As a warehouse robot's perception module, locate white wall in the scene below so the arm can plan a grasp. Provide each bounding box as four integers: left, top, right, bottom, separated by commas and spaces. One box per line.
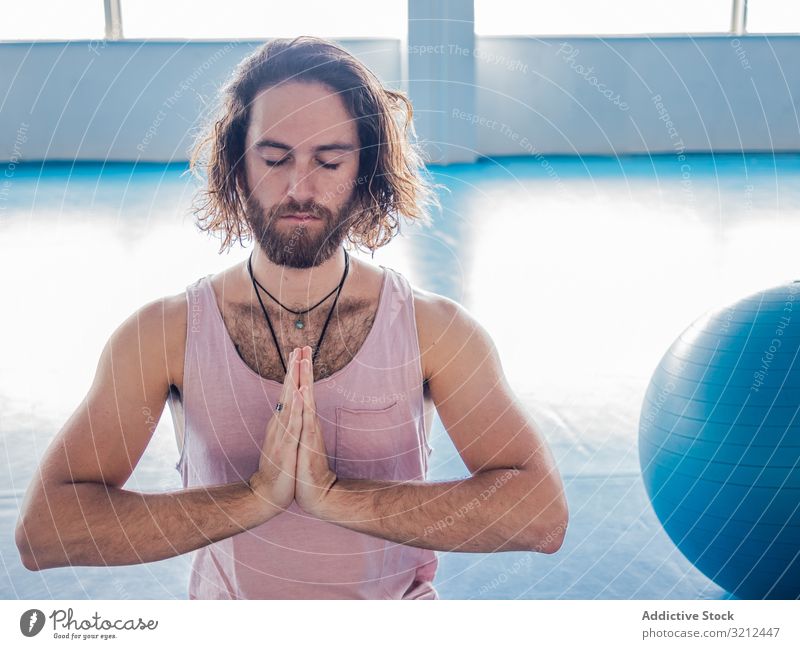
472, 35, 800, 158
0, 34, 798, 163
0, 39, 402, 163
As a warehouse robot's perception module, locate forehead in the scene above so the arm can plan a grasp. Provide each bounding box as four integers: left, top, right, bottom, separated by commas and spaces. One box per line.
246, 81, 358, 148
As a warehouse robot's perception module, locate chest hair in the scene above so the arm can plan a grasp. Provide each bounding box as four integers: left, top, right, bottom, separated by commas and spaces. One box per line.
223, 298, 377, 382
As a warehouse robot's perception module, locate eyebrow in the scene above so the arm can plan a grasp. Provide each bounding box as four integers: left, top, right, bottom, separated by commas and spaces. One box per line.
254, 138, 356, 153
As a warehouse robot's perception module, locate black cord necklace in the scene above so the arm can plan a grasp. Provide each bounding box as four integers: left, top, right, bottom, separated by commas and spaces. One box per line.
246, 248, 350, 375
251, 254, 347, 331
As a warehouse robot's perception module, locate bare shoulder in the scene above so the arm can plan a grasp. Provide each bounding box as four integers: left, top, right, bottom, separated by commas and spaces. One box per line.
163, 291, 188, 391
411, 284, 493, 383
129, 289, 187, 392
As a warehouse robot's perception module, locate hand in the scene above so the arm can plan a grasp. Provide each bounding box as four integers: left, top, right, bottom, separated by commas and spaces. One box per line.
294, 346, 338, 516
249, 348, 303, 516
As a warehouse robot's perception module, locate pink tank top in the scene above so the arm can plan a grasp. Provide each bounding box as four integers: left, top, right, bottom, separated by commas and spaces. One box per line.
172, 264, 439, 599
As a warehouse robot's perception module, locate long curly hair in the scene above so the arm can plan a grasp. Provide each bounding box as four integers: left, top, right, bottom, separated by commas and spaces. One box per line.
189, 35, 441, 254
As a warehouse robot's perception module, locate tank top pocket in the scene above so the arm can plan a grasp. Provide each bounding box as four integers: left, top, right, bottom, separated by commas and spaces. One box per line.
333, 402, 402, 479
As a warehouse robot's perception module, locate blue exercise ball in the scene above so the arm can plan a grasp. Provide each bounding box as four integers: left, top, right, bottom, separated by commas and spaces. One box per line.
639, 280, 800, 599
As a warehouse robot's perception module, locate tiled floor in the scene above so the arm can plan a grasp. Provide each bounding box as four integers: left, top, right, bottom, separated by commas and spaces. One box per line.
2, 153, 798, 598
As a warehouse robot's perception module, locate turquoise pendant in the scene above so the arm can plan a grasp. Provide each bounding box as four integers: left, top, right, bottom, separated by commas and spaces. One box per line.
295, 319, 304, 329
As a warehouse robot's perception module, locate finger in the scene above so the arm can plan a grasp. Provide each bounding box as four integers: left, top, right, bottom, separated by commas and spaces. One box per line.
264, 350, 297, 454
281, 388, 303, 446
304, 345, 314, 384
278, 349, 293, 409
297, 387, 311, 468
278, 348, 299, 419
291, 348, 302, 388
300, 347, 316, 408
297, 348, 308, 393
300, 385, 324, 457
266, 381, 298, 456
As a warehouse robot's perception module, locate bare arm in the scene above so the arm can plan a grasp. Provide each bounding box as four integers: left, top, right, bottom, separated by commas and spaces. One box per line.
316, 467, 566, 553
14, 296, 278, 571
313, 293, 568, 553
17, 476, 270, 571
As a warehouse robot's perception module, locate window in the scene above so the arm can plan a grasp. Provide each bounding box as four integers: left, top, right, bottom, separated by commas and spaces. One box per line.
3, 1, 797, 42
0, 0, 103, 40
475, 0, 730, 36
747, 0, 800, 33
121, 0, 405, 39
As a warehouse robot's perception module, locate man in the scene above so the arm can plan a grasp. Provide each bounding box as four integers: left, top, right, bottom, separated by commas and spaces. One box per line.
15, 36, 568, 599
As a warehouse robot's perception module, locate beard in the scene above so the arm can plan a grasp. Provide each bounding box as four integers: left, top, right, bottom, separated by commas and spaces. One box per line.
244, 192, 359, 269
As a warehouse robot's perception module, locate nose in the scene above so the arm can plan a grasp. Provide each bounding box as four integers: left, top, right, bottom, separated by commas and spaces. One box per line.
286, 161, 316, 204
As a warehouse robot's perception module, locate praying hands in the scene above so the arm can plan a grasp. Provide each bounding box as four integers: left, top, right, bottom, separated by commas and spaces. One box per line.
248, 346, 338, 518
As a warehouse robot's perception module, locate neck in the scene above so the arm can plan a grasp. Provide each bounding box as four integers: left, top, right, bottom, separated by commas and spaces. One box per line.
246, 245, 349, 308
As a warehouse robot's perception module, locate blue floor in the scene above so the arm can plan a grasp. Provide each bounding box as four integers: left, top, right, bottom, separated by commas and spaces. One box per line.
3, 152, 798, 599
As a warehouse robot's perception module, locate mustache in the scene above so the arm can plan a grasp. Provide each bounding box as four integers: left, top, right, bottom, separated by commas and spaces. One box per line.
270, 202, 331, 220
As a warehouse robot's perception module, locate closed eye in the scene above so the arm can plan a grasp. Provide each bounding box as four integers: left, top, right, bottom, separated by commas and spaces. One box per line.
264, 159, 340, 170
